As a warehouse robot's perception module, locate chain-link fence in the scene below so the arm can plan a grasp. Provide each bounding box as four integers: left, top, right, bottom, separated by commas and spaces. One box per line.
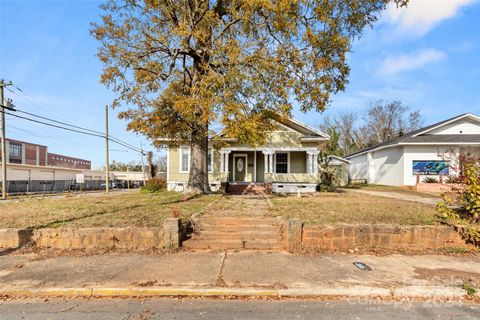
5, 179, 145, 195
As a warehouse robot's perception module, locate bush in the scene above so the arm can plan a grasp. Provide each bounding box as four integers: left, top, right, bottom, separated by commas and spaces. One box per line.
423, 177, 438, 183
437, 155, 480, 246
141, 177, 166, 193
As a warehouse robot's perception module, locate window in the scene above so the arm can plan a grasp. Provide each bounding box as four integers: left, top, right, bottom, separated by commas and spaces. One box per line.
180, 147, 190, 172
275, 153, 288, 173
9, 143, 22, 158
208, 149, 213, 173
180, 147, 212, 173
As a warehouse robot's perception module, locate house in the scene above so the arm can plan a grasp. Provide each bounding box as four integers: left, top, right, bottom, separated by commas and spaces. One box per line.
166, 116, 330, 193
346, 113, 480, 186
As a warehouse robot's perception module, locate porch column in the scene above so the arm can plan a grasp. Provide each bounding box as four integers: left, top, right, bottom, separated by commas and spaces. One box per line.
263, 152, 269, 173
220, 150, 231, 173
307, 151, 317, 175
306, 152, 311, 174
263, 151, 275, 174
313, 153, 318, 175
269, 152, 275, 173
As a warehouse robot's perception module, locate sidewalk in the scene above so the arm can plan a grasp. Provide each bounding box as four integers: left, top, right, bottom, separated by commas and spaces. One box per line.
340, 188, 439, 206
1, 251, 479, 299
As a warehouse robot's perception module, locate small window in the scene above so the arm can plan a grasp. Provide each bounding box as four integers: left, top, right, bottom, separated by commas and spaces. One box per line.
180, 147, 190, 172
208, 149, 213, 173
9, 143, 22, 158
275, 153, 288, 173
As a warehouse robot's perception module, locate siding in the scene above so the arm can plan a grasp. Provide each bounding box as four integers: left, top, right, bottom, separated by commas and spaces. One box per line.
290, 151, 306, 173
371, 146, 404, 185
428, 118, 480, 135
348, 153, 368, 182
167, 147, 222, 183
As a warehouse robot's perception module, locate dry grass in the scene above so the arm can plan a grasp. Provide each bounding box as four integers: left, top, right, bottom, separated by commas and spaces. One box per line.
268, 192, 439, 225
0, 191, 222, 229
0, 189, 440, 229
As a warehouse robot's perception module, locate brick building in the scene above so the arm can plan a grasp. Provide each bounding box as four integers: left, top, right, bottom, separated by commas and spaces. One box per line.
0, 138, 91, 170
47, 153, 91, 170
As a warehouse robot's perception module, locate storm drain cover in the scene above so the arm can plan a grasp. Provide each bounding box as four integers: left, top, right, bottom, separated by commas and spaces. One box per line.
353, 262, 372, 271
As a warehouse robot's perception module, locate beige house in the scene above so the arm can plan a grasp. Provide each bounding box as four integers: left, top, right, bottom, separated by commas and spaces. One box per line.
166, 116, 331, 193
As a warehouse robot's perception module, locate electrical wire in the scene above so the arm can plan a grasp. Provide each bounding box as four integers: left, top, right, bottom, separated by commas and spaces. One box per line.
2, 110, 144, 154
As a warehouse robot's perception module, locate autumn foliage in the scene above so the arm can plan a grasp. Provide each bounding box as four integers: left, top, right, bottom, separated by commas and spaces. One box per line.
92, 0, 407, 193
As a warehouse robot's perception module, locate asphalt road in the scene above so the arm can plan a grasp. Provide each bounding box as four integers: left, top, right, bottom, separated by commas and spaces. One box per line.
0, 298, 479, 320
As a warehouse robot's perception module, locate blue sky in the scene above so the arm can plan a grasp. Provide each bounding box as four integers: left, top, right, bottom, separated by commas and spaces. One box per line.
1, 0, 479, 168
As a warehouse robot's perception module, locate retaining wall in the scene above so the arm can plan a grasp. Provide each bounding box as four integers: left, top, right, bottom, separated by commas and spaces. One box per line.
300, 224, 473, 251
0, 218, 181, 250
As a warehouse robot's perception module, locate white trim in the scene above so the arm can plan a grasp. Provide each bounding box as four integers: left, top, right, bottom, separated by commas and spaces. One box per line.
222, 147, 318, 152
253, 151, 257, 182
274, 151, 290, 174
166, 147, 170, 181
412, 113, 480, 137
208, 147, 214, 173
283, 117, 331, 138
179, 146, 190, 173
232, 153, 248, 182
346, 141, 480, 159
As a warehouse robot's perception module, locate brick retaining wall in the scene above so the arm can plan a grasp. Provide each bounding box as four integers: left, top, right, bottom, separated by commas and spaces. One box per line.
301, 224, 473, 251
0, 218, 181, 250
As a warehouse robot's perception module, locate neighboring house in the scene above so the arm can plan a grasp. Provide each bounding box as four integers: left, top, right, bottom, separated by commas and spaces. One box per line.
346, 113, 480, 186
166, 116, 330, 193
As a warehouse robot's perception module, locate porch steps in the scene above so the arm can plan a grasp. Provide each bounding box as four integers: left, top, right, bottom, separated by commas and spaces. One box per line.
227, 183, 272, 195
183, 216, 284, 251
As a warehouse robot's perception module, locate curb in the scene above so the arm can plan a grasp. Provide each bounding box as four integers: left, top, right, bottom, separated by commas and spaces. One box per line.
0, 285, 470, 299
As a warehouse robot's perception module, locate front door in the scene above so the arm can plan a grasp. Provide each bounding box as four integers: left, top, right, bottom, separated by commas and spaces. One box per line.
234, 155, 247, 182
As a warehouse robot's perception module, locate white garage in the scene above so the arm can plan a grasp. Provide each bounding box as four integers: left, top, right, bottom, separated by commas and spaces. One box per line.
346, 113, 480, 186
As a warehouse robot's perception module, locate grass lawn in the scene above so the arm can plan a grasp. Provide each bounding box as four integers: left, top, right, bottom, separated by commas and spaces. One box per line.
268, 192, 440, 225
1, 189, 441, 229
0, 191, 221, 229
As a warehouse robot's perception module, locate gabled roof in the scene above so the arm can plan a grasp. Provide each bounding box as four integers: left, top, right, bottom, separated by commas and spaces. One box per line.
346, 113, 480, 158
212, 114, 330, 141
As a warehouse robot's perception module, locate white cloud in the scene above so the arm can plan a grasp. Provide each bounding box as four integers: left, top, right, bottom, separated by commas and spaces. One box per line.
378, 48, 446, 75
386, 0, 478, 37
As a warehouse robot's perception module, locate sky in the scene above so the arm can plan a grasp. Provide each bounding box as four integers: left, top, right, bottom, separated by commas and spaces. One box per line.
1, 0, 479, 169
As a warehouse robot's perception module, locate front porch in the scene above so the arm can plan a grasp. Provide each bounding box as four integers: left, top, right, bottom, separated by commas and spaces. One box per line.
218, 148, 320, 193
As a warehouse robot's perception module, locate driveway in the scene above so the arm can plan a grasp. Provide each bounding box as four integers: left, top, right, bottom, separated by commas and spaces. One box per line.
340, 188, 440, 206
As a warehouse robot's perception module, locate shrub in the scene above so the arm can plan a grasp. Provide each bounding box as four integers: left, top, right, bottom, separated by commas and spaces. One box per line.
141, 177, 166, 193
423, 177, 438, 183
437, 155, 480, 246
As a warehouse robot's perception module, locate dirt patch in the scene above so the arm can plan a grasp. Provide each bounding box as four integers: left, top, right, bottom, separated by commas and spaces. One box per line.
414, 268, 480, 287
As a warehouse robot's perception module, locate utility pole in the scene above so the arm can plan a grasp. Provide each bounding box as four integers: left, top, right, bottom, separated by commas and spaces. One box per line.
0, 80, 14, 200
140, 140, 146, 184
105, 105, 110, 194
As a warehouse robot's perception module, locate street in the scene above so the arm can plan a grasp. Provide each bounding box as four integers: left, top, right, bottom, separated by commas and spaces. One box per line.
0, 298, 479, 320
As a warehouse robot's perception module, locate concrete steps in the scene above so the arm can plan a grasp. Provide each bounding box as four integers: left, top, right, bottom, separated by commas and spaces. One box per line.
227, 183, 272, 195
183, 216, 284, 251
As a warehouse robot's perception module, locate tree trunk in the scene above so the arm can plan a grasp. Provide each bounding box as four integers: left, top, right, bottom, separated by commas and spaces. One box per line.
185, 124, 210, 194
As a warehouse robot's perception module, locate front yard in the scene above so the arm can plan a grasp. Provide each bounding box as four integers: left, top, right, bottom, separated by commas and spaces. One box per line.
0, 191, 222, 229
0, 189, 440, 229
268, 192, 439, 225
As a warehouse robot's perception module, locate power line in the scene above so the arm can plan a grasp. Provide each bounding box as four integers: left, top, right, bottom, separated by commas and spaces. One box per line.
2, 110, 144, 154
13, 105, 142, 152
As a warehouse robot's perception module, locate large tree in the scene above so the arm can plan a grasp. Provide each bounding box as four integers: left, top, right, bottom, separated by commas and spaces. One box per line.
92, 0, 406, 194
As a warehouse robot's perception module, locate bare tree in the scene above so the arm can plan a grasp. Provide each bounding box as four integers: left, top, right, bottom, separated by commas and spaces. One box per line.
320, 100, 424, 155
362, 100, 423, 145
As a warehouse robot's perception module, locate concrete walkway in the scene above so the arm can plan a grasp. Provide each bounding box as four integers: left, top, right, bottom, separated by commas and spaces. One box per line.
1, 251, 479, 299
340, 188, 440, 206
